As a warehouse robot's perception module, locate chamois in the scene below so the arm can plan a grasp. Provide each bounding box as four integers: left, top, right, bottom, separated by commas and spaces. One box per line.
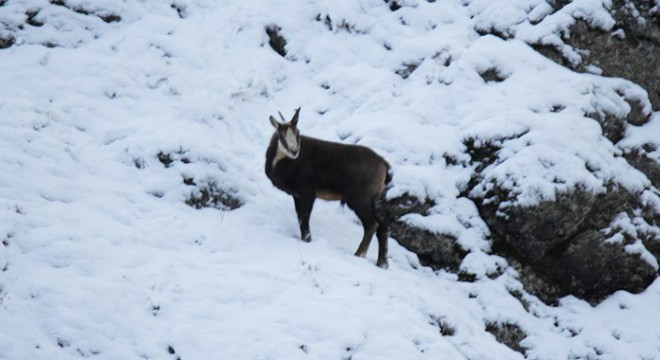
265, 108, 392, 268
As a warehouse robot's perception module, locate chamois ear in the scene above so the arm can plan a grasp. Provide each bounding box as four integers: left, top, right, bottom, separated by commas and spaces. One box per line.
269, 115, 280, 129
291, 107, 301, 127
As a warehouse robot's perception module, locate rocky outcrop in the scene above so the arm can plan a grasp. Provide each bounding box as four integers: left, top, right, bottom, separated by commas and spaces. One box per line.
475, 183, 657, 303
387, 0, 660, 306
541, 0, 660, 111
382, 194, 468, 272
390, 180, 658, 305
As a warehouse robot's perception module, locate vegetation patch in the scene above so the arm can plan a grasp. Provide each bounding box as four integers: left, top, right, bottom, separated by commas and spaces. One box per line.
478, 67, 508, 83
485, 321, 527, 354
157, 150, 191, 168
265, 24, 287, 57
186, 181, 242, 211
395, 61, 421, 79
429, 315, 456, 336
386, 0, 402, 12
171, 2, 187, 19
0, 35, 15, 49
26, 10, 44, 27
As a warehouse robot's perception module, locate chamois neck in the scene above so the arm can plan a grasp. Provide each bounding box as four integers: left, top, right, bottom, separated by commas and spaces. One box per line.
268, 133, 299, 171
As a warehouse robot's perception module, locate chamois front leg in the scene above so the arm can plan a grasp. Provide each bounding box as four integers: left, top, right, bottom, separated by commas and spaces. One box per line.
294, 194, 315, 242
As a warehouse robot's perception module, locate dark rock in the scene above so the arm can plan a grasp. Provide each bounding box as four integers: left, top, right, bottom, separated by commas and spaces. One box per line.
623, 96, 651, 126
538, 229, 656, 303
475, 182, 658, 304
386, 0, 402, 12
0, 35, 14, 49
571, 19, 658, 111
509, 258, 563, 305
479, 185, 597, 263
382, 194, 468, 272
540, 1, 660, 110
460, 121, 658, 304
378, 193, 434, 225
391, 223, 466, 272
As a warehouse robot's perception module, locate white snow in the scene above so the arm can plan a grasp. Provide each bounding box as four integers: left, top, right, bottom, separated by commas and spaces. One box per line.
1, 0, 659, 359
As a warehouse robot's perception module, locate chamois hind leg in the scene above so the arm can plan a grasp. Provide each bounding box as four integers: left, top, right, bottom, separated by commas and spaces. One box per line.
355, 221, 377, 258
375, 222, 389, 268
350, 199, 378, 258
294, 194, 315, 242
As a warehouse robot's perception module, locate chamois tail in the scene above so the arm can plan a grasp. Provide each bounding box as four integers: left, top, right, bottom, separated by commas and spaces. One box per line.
385, 166, 393, 186
374, 165, 395, 226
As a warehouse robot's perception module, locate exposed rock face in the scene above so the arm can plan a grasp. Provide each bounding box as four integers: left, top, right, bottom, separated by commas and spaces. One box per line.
386, 0, 660, 305
381, 194, 469, 272
390, 185, 658, 305
479, 0, 660, 303
544, 0, 660, 111
391, 223, 467, 272
471, 179, 658, 304
388, 167, 658, 304
479, 187, 597, 263
537, 229, 656, 301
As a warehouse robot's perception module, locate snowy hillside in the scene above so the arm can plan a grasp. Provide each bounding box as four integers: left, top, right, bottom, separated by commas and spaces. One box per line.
1, 0, 659, 359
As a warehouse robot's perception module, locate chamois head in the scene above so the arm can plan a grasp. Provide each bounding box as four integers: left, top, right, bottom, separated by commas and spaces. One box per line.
269, 107, 301, 159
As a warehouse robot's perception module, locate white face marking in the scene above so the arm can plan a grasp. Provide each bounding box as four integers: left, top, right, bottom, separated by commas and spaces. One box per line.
283, 128, 299, 154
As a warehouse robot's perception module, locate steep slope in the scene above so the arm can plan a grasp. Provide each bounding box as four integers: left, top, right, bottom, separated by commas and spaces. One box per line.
1, 0, 659, 359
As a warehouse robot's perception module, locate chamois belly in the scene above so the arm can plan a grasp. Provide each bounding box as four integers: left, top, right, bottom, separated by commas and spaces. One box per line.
316, 190, 344, 201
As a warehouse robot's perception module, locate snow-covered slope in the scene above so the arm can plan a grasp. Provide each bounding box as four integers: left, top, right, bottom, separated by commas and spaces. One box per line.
1, 0, 659, 359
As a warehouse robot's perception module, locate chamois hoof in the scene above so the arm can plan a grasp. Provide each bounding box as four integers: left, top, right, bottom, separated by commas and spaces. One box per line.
301, 233, 312, 243
376, 259, 389, 269
354, 250, 367, 258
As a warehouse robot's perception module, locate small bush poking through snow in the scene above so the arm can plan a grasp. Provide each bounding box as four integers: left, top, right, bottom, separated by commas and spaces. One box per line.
185, 181, 242, 211
265, 24, 287, 57
485, 322, 527, 354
